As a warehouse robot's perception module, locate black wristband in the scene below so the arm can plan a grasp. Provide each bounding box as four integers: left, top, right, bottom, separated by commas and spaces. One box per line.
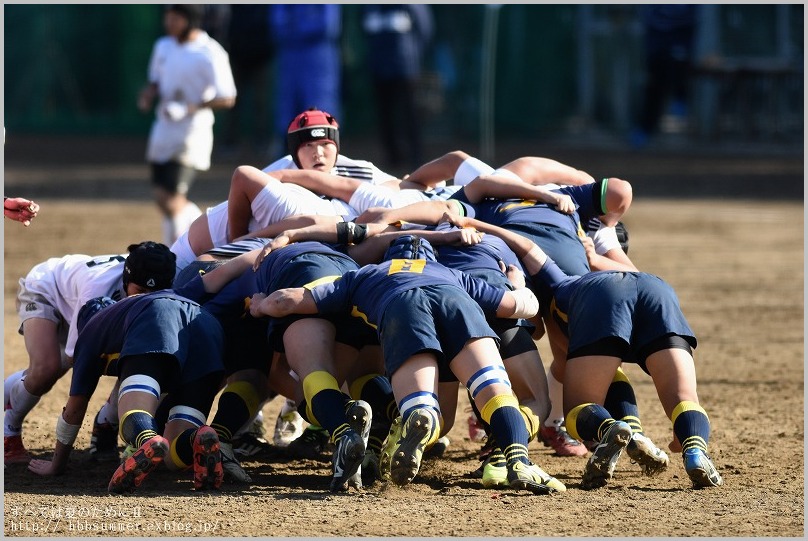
336, 222, 350, 245
352, 224, 368, 244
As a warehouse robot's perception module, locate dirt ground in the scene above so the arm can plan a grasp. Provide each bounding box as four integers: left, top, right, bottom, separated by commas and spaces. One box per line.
2, 137, 804, 537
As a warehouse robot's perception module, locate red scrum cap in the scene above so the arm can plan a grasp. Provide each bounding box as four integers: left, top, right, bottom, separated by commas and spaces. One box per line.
286, 108, 340, 168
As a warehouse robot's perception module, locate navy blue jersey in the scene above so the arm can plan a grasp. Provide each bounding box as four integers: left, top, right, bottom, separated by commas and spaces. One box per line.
198, 241, 358, 319
310, 258, 506, 327
434, 223, 522, 275
451, 182, 605, 238
70, 291, 224, 398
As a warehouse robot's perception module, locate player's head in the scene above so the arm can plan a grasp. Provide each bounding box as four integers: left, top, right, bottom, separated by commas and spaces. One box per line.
383, 235, 437, 263
77, 296, 116, 334
165, 4, 204, 40
122, 241, 176, 295
286, 108, 340, 169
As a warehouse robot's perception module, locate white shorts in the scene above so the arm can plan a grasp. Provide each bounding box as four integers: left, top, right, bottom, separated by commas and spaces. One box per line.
170, 232, 198, 273
205, 201, 230, 248
16, 277, 65, 335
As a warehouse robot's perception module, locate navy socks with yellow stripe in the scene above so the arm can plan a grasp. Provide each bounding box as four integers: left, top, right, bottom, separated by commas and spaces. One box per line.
480, 394, 530, 466
350, 374, 397, 455
303, 371, 351, 443
210, 381, 262, 444
604, 367, 645, 435
671, 401, 711, 454
120, 410, 159, 449
169, 428, 197, 469
565, 403, 616, 443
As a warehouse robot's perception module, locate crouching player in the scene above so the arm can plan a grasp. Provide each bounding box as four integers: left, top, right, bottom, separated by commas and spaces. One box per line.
28, 291, 226, 493
451, 215, 723, 490
251, 235, 566, 494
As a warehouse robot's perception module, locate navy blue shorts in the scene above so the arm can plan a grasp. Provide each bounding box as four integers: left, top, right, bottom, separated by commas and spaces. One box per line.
120, 298, 224, 381
378, 284, 498, 381
567, 272, 697, 362
266, 253, 370, 351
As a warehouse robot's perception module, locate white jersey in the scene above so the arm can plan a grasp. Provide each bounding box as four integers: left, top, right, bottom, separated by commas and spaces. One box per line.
262, 154, 396, 186
145, 32, 236, 169
18, 254, 128, 357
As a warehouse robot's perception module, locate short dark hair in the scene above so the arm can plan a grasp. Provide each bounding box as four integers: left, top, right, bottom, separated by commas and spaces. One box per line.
122, 241, 176, 291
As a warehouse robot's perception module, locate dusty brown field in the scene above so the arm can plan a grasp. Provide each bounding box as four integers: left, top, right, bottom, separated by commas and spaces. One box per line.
2, 194, 803, 538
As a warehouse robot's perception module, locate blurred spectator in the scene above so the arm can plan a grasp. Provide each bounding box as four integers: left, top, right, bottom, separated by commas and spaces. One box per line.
630, 5, 698, 149
267, 5, 342, 160
137, 4, 237, 246
362, 5, 434, 172
220, 5, 273, 155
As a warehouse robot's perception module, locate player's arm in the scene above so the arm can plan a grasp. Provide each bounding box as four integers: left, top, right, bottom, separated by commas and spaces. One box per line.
28, 394, 90, 476
250, 287, 318, 318
347, 227, 483, 266
498, 156, 595, 186
356, 200, 463, 225
272, 169, 368, 201
137, 82, 158, 113
236, 213, 340, 242
444, 214, 548, 276
197, 95, 236, 111
495, 288, 540, 319
462, 174, 575, 214
400, 150, 470, 189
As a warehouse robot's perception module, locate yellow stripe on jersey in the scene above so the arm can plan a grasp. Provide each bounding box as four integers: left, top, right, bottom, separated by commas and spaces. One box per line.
351, 305, 377, 329
388, 259, 426, 275
303, 275, 341, 290
498, 200, 537, 212
550, 298, 568, 323
101, 353, 120, 375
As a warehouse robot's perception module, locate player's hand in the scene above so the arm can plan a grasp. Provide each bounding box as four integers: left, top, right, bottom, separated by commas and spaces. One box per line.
580, 235, 596, 263
554, 194, 575, 214
249, 292, 268, 317
505, 264, 526, 289
438, 212, 468, 229
28, 458, 63, 477
445, 227, 483, 246
4, 197, 39, 226
252, 243, 272, 272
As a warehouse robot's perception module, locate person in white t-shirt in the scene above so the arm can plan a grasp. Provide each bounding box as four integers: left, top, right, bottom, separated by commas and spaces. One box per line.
138, 4, 236, 247
3, 242, 177, 466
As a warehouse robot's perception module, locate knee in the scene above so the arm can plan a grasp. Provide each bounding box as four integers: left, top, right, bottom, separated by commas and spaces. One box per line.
25, 360, 65, 394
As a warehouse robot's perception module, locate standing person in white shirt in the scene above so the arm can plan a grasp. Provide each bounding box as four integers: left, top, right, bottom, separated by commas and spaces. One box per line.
138, 4, 237, 246
4, 242, 177, 465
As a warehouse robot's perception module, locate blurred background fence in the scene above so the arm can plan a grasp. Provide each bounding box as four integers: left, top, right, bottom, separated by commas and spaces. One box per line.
4, 4, 804, 164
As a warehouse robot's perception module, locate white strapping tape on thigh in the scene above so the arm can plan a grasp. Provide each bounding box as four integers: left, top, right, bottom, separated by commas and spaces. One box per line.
118, 374, 161, 400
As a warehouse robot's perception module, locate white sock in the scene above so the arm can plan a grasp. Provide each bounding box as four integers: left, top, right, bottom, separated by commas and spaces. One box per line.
175, 202, 202, 235
545, 369, 565, 429
95, 396, 119, 425
162, 216, 176, 246
4, 370, 26, 406
4, 379, 40, 436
